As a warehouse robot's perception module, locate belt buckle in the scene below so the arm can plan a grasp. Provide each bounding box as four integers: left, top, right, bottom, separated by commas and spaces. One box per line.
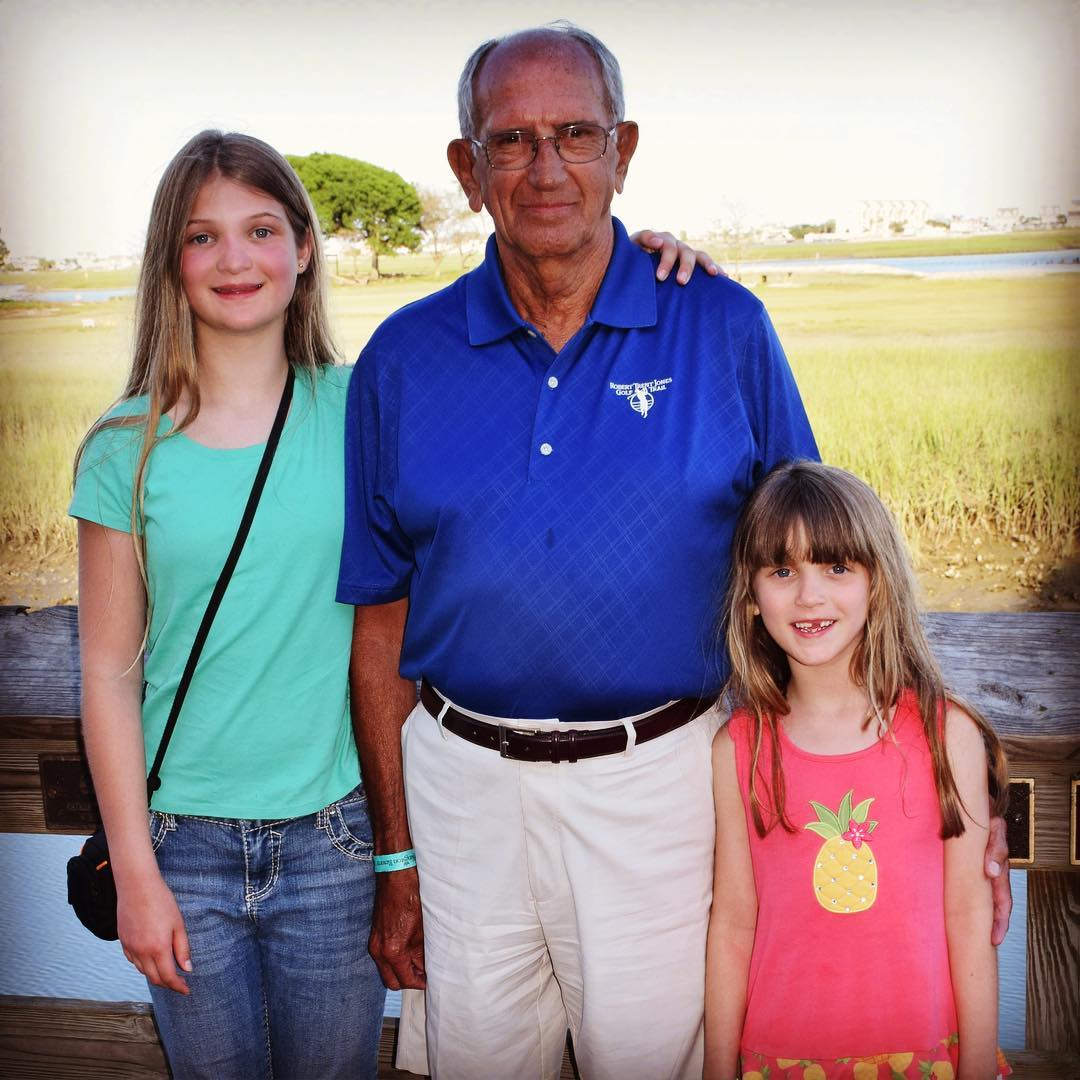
498, 724, 578, 763
498, 723, 536, 759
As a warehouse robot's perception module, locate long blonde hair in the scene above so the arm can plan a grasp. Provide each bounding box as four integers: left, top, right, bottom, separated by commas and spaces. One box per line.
723, 460, 1008, 838
74, 130, 338, 589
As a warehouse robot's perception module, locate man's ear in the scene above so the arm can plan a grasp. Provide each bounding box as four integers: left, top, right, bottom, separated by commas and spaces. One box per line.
613, 121, 639, 195
447, 140, 485, 213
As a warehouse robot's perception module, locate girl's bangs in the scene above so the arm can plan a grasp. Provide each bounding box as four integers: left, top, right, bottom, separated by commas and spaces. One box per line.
745, 476, 876, 571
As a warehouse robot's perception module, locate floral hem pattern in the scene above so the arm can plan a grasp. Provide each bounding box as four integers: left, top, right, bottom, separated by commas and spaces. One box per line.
739, 1036, 1011, 1079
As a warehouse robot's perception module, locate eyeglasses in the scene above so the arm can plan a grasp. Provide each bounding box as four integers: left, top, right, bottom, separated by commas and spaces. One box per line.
470, 123, 618, 171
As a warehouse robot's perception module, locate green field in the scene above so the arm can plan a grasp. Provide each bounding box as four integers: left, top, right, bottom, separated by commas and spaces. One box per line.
1, 270, 1077, 570
720, 227, 1080, 264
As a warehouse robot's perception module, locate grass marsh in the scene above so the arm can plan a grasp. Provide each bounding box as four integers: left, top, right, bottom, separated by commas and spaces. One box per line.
1, 271, 1077, 604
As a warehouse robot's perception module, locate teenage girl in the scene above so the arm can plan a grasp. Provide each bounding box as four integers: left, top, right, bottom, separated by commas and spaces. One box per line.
71, 130, 387, 1079
71, 129, 709, 1079
704, 461, 1010, 1080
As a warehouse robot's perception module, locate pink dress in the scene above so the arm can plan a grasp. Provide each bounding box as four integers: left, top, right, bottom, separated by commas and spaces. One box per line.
728, 692, 1010, 1080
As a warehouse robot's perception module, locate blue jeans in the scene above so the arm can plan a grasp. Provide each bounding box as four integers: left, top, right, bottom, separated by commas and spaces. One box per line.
147, 785, 385, 1080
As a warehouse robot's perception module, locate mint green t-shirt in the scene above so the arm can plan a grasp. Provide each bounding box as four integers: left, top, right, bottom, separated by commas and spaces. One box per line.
70, 365, 359, 818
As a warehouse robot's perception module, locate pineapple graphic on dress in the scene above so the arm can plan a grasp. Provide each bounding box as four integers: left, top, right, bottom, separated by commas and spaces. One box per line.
805, 789, 878, 913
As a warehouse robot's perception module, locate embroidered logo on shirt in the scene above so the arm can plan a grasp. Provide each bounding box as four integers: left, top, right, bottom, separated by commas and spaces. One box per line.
609, 377, 672, 419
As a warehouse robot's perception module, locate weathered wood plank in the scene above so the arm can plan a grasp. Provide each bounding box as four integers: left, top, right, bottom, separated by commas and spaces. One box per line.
0, 996, 168, 1078
0, 607, 81, 716
3, 606, 1079, 728
0, 996, 160, 1041
0, 1002, 570, 1079
1025, 871, 1080, 1051
1006, 1049, 1080, 1078
6, 607, 1079, 854
923, 612, 1080, 734
0, 998, 1075, 1078
0, 716, 81, 739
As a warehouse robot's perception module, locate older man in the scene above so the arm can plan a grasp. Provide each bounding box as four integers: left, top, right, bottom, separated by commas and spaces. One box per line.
337, 23, 812, 1076
337, 22, 1004, 1080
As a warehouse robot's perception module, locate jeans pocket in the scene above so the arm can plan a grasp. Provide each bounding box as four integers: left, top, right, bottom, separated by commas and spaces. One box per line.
321, 786, 374, 861
148, 810, 174, 852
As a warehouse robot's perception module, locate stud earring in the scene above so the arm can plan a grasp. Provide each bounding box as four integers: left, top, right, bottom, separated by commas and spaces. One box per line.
298, 261, 306, 272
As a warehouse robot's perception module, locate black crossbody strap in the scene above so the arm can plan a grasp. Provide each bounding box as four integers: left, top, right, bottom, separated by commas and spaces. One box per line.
145, 366, 295, 800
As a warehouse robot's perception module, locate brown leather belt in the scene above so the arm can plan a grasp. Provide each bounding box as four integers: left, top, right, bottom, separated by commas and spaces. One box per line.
419, 679, 716, 764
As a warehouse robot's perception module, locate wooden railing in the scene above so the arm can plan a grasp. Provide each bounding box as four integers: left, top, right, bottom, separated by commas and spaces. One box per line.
0, 605, 1077, 1078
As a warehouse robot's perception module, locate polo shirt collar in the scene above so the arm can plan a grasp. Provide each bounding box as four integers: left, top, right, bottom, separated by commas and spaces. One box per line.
465, 216, 657, 346
590, 218, 658, 330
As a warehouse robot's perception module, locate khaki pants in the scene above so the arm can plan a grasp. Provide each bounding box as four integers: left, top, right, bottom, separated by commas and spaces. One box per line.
394, 693, 722, 1080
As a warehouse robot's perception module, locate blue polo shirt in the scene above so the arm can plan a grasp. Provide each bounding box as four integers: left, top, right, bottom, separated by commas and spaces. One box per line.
337, 218, 817, 720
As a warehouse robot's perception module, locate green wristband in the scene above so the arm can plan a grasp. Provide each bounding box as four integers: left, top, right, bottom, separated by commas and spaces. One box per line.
373, 848, 417, 873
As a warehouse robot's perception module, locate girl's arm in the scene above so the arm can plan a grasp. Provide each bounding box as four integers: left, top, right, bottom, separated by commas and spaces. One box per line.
704, 725, 758, 1080
943, 705, 999, 1079
78, 519, 191, 995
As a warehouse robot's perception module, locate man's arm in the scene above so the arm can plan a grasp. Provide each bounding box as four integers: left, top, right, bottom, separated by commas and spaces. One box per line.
350, 597, 426, 990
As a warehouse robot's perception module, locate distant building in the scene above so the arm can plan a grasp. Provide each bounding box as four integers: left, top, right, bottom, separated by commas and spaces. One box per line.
837, 199, 929, 238
753, 223, 795, 244
991, 207, 1020, 232
1040, 205, 1062, 226
1067, 200, 1080, 228
949, 216, 988, 235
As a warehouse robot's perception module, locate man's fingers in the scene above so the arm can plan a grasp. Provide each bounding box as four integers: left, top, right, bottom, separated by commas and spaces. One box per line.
985, 814, 1009, 874
371, 944, 426, 991
985, 814, 1012, 946
406, 960, 428, 990
374, 955, 403, 991
991, 875, 1013, 947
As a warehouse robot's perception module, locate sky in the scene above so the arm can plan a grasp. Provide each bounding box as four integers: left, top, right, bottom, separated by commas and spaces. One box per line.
1, 0, 1077, 258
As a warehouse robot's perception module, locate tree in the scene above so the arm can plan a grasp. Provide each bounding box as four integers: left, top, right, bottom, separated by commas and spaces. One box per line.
889, 220, 906, 235
287, 153, 422, 276
789, 221, 834, 241
445, 202, 489, 271
712, 200, 753, 280
0, 230, 9, 269
416, 185, 463, 271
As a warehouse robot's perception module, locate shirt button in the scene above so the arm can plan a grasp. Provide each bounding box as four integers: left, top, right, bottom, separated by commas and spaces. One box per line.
540, 442, 553, 456
547, 376, 559, 389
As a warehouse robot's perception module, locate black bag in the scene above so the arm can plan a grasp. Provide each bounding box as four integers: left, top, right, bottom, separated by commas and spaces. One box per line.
65, 368, 294, 941
67, 829, 119, 939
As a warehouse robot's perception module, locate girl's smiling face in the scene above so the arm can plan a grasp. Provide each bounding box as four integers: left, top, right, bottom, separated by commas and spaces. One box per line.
180, 175, 310, 341
751, 525, 871, 677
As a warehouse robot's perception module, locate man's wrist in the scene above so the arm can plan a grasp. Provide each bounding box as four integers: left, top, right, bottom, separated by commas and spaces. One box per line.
373, 848, 417, 873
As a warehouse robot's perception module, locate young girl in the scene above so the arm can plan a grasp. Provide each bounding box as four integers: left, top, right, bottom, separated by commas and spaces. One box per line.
704, 461, 1010, 1080
71, 128, 710, 1078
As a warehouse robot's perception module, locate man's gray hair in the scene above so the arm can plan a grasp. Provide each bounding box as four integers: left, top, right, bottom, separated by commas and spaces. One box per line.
457, 20, 625, 140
